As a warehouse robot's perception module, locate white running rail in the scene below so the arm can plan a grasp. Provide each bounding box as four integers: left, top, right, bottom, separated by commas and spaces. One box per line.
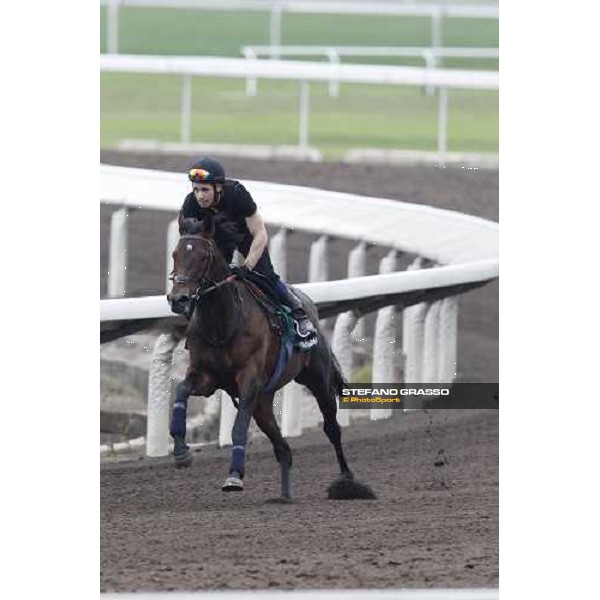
241, 45, 499, 96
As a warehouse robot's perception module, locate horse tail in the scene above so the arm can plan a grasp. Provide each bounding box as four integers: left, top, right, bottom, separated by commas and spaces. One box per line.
328, 345, 349, 400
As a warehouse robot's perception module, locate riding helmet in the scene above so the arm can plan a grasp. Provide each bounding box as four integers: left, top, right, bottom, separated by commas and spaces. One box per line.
188, 157, 226, 183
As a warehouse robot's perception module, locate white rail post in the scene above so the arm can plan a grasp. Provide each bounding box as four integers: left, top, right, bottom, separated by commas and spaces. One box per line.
272, 226, 304, 436
370, 250, 397, 421
332, 310, 359, 427
309, 234, 329, 329
296, 234, 330, 428
402, 257, 426, 384
281, 382, 304, 437
326, 48, 340, 97
438, 87, 448, 166
403, 303, 428, 384
438, 296, 458, 383
422, 300, 442, 383
299, 80, 310, 149
243, 48, 258, 97
347, 241, 367, 340
269, 228, 287, 281
309, 235, 329, 283
166, 218, 179, 292
423, 49, 435, 97
180, 74, 192, 144
108, 207, 128, 298
269, 4, 283, 58
218, 391, 237, 447
107, 0, 120, 55
147, 329, 182, 457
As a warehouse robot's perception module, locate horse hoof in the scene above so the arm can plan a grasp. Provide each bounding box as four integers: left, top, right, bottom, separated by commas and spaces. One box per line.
265, 496, 293, 505
222, 476, 244, 492
174, 450, 193, 468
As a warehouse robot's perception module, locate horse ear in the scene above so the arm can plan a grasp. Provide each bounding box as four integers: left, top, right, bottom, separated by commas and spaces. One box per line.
202, 213, 215, 237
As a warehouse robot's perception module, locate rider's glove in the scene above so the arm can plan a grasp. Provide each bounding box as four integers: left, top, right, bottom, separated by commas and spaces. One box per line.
230, 264, 251, 279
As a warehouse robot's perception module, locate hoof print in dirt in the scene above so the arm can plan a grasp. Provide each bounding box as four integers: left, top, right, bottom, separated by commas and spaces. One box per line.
327, 477, 377, 500
264, 497, 294, 505
434, 449, 448, 467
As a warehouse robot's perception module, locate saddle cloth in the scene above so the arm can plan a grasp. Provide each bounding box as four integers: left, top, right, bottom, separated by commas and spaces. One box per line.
243, 272, 307, 351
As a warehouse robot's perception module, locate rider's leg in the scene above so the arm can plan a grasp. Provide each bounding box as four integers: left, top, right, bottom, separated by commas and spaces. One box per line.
274, 279, 317, 340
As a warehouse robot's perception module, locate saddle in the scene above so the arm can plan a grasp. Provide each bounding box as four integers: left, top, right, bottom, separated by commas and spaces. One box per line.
242, 272, 306, 352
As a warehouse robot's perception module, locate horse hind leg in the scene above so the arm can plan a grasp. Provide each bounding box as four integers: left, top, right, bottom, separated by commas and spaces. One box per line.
222, 378, 263, 493
297, 370, 377, 500
298, 373, 352, 477
252, 392, 293, 503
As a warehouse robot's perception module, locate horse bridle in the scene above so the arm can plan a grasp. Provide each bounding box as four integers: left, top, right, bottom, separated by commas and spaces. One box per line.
169, 234, 242, 344
169, 234, 230, 301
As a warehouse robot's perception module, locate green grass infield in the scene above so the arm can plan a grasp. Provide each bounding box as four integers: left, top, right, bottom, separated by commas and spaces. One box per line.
100, 7, 498, 157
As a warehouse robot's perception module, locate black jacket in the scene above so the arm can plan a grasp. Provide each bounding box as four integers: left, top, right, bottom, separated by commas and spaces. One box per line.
180, 180, 277, 280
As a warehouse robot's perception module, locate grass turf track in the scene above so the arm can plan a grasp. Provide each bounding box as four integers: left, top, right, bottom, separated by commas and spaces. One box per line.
101, 74, 498, 158
100, 7, 498, 157
100, 7, 498, 66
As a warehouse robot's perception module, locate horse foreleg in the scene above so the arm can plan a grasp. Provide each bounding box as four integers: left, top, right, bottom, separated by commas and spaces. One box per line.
222, 380, 261, 492
169, 369, 210, 468
169, 378, 194, 467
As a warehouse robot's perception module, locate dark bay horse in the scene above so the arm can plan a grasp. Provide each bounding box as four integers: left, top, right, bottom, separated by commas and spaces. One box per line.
167, 215, 375, 502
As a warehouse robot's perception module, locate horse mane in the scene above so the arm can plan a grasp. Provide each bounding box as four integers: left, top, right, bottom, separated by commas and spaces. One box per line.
213, 213, 246, 248
179, 213, 246, 262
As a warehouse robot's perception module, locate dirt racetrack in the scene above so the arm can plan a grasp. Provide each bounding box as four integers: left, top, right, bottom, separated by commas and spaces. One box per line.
100, 152, 498, 591
101, 409, 498, 591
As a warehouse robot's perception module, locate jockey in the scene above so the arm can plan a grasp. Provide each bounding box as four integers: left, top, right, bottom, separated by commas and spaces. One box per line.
179, 156, 318, 346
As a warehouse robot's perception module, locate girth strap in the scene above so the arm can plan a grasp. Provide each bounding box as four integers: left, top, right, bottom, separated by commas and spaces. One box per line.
263, 335, 294, 393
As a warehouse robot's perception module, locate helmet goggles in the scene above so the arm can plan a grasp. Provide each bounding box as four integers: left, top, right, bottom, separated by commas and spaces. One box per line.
189, 168, 218, 183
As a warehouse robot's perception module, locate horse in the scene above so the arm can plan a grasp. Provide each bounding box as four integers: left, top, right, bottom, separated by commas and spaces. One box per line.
166, 214, 375, 502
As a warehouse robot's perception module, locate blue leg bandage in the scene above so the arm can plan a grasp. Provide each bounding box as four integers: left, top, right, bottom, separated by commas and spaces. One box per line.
170, 382, 191, 438
230, 445, 246, 476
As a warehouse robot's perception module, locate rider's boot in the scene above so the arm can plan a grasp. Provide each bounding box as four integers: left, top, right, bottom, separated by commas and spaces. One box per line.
278, 283, 318, 348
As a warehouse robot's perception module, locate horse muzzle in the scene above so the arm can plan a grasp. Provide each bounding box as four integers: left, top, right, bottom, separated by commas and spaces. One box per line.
167, 293, 191, 316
